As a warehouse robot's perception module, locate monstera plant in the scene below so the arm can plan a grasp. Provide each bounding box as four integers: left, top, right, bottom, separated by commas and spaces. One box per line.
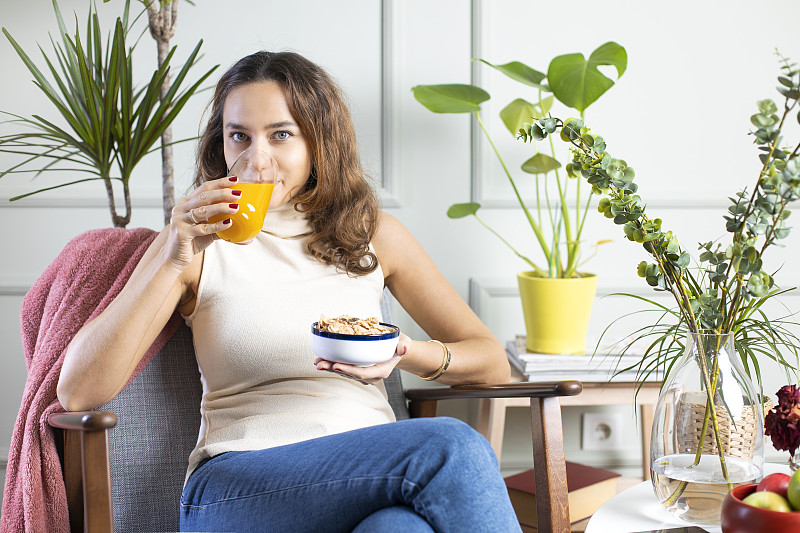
413, 42, 627, 354
413, 41, 626, 279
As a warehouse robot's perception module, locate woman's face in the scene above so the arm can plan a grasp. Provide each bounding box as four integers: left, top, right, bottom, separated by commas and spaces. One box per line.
222, 81, 313, 209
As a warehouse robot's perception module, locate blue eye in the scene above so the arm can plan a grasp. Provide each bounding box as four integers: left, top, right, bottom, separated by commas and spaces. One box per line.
231, 132, 248, 142
273, 131, 291, 140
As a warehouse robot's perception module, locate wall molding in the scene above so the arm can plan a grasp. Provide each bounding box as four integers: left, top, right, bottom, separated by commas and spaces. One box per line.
1, 196, 164, 209
468, 277, 659, 318
475, 198, 734, 211
0, 282, 30, 297
379, 0, 402, 208
3, 3, 401, 211
469, 0, 484, 206
465, 2, 742, 211
468, 277, 800, 313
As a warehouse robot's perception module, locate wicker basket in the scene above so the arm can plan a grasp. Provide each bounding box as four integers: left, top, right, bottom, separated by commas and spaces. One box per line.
674, 391, 773, 460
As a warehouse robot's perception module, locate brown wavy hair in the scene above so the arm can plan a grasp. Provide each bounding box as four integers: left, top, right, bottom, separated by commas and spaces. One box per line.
195, 51, 379, 275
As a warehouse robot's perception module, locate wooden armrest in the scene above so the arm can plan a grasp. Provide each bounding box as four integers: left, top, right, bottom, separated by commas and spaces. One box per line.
47, 411, 116, 533
48, 410, 117, 432
404, 380, 581, 419
405, 380, 582, 402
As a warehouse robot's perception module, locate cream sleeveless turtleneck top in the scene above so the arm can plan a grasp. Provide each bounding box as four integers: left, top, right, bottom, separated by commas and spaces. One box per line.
182, 202, 395, 479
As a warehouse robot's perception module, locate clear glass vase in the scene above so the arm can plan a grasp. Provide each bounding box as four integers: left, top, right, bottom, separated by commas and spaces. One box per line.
791, 449, 800, 472
650, 332, 765, 525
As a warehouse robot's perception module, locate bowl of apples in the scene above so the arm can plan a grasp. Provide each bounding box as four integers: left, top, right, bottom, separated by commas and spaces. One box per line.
721, 470, 800, 532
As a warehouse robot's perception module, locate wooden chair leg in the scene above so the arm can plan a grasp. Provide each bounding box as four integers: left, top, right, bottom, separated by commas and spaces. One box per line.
409, 399, 438, 418
49, 411, 117, 533
81, 429, 114, 533
63, 430, 84, 533
530, 396, 570, 533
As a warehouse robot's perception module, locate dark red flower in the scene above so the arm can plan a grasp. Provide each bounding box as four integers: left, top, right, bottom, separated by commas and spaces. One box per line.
765, 385, 800, 456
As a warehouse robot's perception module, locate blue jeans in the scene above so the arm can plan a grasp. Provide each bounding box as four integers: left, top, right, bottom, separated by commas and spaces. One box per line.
180, 417, 522, 532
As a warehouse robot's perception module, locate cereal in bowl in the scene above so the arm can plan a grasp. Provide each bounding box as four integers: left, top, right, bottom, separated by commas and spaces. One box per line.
317, 314, 395, 335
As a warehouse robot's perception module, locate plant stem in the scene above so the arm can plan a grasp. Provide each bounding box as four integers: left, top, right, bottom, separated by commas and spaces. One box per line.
547, 133, 575, 274
565, 190, 594, 278
145, 0, 178, 225
476, 111, 554, 272
473, 213, 545, 276
664, 335, 732, 507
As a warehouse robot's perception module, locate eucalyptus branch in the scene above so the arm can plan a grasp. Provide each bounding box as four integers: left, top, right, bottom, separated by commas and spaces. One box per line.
516, 55, 800, 369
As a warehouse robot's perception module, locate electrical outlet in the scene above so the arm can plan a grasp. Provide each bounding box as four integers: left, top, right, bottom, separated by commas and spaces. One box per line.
582, 412, 623, 450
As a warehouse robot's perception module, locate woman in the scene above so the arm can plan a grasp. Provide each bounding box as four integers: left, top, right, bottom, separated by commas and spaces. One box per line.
58, 51, 518, 532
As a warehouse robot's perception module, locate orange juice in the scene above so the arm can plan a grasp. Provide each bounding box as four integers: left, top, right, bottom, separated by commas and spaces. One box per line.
210, 182, 275, 243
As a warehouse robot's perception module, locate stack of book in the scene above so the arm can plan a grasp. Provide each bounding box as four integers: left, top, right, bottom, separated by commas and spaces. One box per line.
506, 335, 663, 382
505, 461, 621, 531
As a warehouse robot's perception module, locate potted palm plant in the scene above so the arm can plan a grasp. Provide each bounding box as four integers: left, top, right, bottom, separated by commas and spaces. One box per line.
0, 0, 217, 227
520, 55, 800, 525
412, 42, 627, 353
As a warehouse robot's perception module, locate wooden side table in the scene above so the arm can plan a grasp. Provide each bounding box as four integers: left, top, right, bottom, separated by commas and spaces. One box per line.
476, 381, 662, 480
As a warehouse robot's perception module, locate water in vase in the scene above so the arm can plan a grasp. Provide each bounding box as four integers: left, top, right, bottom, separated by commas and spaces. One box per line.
652, 453, 761, 524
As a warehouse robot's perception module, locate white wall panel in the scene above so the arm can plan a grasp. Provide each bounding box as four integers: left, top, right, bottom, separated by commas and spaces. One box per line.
2, 0, 800, 504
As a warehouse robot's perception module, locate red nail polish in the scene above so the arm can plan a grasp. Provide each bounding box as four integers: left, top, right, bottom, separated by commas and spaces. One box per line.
223, 218, 231, 224
232, 190, 242, 196
228, 176, 238, 183
229, 204, 239, 209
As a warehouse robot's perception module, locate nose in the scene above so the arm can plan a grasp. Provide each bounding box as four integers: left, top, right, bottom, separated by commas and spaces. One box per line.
238, 148, 277, 184
248, 149, 273, 171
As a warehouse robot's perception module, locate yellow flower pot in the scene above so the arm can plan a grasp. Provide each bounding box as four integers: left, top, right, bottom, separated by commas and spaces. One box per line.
517, 272, 598, 354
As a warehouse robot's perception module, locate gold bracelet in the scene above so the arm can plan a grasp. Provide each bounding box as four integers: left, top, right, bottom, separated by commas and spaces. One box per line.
420, 340, 451, 381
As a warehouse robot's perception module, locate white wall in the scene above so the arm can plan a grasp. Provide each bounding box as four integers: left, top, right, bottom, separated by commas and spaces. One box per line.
2, 0, 800, 506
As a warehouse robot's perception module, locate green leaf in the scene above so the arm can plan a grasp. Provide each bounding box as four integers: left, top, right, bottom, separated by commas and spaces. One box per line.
447, 202, 481, 218
500, 98, 536, 136
547, 42, 627, 112
8, 176, 109, 200
541, 117, 558, 133
676, 252, 691, 268
538, 95, 554, 115
757, 99, 778, 115
478, 59, 548, 90
521, 153, 561, 174
1, 0, 216, 225
412, 84, 489, 114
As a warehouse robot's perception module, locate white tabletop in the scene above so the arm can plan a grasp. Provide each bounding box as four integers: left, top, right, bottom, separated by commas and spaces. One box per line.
585, 463, 789, 533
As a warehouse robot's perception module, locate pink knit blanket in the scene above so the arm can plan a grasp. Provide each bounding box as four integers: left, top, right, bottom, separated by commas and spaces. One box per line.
1, 227, 181, 533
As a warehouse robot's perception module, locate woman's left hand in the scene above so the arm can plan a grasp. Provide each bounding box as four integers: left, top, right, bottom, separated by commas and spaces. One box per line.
314, 333, 411, 385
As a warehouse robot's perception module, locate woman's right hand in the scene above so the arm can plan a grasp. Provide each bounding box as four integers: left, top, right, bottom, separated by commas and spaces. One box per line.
167, 176, 242, 268
59, 177, 242, 411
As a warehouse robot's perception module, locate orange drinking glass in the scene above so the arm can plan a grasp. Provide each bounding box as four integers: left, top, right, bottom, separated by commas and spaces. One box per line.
211, 148, 277, 243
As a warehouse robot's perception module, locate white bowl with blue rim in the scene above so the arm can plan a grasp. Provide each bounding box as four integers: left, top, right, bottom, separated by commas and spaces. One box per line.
311, 322, 400, 366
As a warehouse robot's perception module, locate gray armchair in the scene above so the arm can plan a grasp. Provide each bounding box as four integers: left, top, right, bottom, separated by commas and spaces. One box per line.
48, 322, 581, 533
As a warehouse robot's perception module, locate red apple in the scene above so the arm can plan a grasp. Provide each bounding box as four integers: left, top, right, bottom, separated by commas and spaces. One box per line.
742, 490, 792, 512
757, 472, 791, 500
